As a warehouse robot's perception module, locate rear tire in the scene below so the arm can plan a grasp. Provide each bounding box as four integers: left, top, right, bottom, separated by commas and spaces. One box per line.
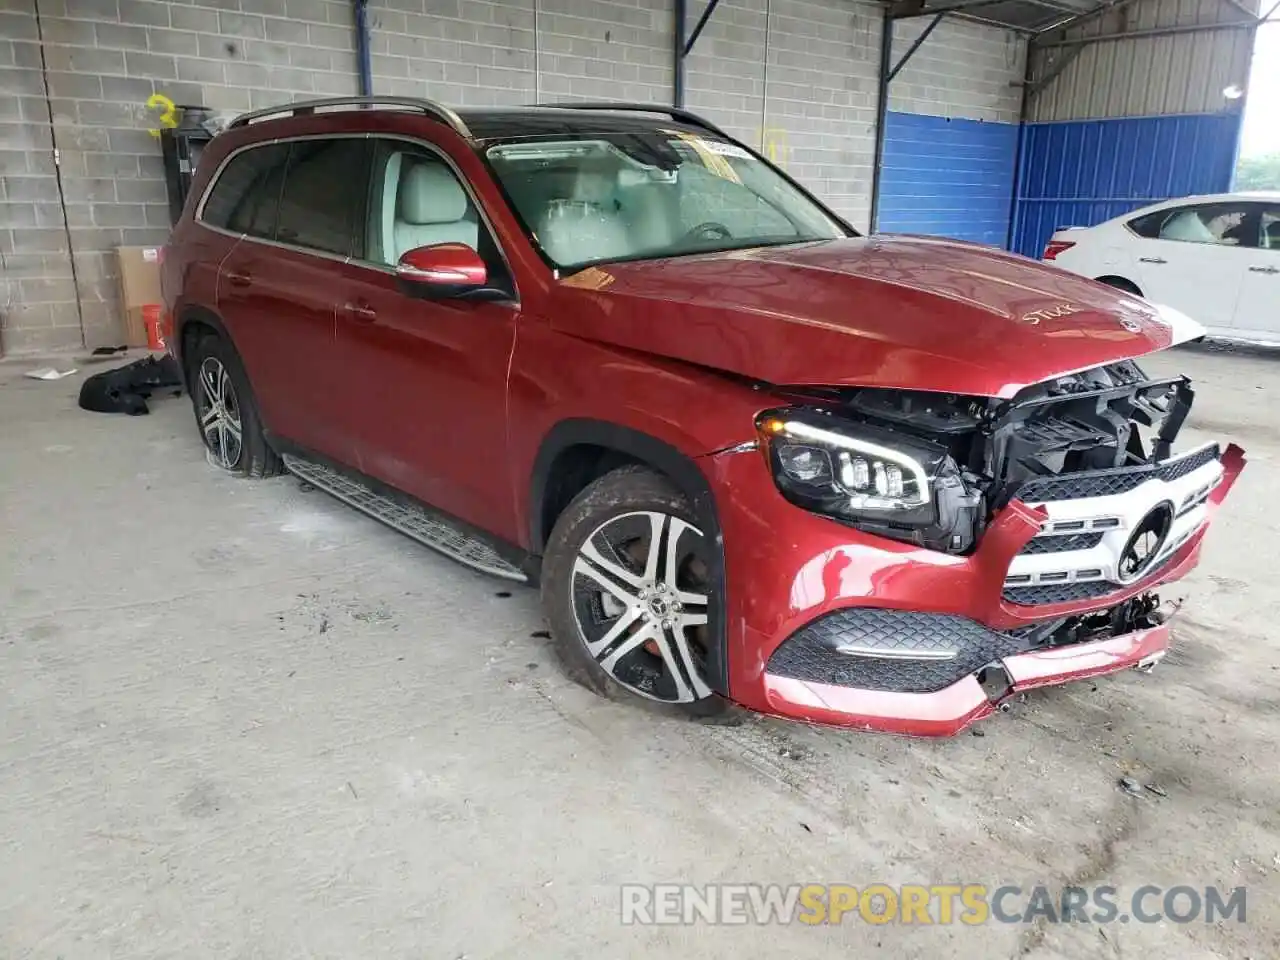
187, 332, 282, 479
540, 465, 732, 720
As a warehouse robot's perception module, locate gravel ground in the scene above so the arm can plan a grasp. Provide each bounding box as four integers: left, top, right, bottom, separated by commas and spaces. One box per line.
1, 344, 1276, 959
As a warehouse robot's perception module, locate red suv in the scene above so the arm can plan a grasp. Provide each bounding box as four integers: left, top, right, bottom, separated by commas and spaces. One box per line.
162, 97, 1244, 736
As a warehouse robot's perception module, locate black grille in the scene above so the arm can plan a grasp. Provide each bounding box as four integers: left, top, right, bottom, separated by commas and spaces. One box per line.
767, 608, 1027, 693
1020, 532, 1105, 554
1015, 445, 1219, 503
1002, 580, 1116, 605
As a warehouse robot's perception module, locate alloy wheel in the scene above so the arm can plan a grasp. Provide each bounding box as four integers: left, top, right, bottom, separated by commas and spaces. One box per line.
197, 356, 243, 470
570, 510, 713, 703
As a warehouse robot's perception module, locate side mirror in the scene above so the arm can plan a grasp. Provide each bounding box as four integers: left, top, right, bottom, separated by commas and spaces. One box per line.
395, 243, 488, 296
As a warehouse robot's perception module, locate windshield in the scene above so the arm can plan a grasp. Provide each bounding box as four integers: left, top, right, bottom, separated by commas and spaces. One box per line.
484, 131, 849, 271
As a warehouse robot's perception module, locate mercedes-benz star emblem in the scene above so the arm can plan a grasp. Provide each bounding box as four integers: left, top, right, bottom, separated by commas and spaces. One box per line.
1117, 502, 1174, 583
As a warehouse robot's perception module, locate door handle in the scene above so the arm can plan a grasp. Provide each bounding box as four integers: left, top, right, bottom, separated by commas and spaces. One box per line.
224, 271, 252, 287
1138, 257, 1167, 265
344, 302, 377, 323
1249, 265, 1280, 275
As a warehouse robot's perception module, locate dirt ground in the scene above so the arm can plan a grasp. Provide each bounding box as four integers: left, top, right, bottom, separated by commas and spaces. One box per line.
1, 344, 1276, 959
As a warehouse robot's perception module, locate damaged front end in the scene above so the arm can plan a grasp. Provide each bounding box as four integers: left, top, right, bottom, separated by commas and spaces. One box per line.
749, 359, 1245, 733
759, 358, 1231, 578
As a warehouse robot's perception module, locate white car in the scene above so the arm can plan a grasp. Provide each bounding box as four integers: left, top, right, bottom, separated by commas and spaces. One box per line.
1043, 191, 1280, 343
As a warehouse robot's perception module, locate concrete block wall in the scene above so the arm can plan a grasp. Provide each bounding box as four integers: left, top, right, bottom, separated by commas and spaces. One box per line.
2, 5, 80, 354
683, 0, 881, 229
2, 0, 1019, 355
367, 0, 537, 104
889, 17, 1025, 124
536, 0, 674, 103
368, 0, 673, 106
1, 0, 361, 354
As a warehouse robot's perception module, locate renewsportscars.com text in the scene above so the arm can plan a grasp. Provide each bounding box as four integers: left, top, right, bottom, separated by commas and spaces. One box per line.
620, 883, 1246, 926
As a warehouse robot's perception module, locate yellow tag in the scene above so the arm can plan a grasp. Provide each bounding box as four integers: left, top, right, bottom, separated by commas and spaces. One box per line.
146, 93, 178, 138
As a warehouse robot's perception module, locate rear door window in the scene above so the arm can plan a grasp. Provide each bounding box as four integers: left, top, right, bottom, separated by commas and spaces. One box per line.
1129, 202, 1258, 247
201, 143, 290, 239
276, 138, 370, 258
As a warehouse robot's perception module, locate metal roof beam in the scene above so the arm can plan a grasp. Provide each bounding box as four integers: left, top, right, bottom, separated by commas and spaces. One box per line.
1036, 18, 1260, 45
683, 0, 725, 57
1031, 0, 1140, 41
1020, 0, 1096, 14
888, 0, 1004, 19
887, 13, 944, 81
949, 11, 1041, 31
1025, 43, 1086, 95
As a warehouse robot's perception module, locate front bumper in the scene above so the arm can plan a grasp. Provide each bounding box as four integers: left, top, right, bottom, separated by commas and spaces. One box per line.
763, 618, 1172, 736
704, 441, 1245, 736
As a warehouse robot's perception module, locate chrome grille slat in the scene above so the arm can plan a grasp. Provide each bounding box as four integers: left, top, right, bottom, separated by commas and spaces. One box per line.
1005, 445, 1223, 606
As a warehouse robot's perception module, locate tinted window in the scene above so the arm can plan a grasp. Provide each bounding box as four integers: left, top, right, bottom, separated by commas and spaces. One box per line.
1127, 210, 1165, 239
1128, 202, 1257, 247
276, 138, 369, 257
201, 143, 289, 239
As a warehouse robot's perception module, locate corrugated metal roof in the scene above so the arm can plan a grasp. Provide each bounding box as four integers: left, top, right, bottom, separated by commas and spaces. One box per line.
1028, 0, 1258, 120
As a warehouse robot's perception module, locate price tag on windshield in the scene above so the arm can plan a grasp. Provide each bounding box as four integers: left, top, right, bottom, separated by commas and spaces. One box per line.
702, 141, 752, 160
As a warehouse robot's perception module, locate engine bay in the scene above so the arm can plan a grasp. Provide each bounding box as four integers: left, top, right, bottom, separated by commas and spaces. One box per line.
784, 360, 1195, 554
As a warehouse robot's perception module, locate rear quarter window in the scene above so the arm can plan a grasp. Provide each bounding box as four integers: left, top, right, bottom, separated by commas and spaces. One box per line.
1126, 210, 1166, 239
200, 142, 290, 239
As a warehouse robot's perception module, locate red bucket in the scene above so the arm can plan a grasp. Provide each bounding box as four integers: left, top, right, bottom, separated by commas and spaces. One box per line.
141, 304, 165, 351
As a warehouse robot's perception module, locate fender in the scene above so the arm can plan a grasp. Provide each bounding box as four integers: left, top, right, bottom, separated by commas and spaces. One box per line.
173, 304, 280, 445
528, 419, 730, 696
173, 304, 234, 380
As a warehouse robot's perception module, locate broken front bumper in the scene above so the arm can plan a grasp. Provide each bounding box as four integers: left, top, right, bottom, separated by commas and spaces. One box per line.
706, 442, 1245, 737
763, 613, 1172, 737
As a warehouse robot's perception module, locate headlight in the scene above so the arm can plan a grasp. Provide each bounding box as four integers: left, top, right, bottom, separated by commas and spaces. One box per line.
757, 409, 984, 552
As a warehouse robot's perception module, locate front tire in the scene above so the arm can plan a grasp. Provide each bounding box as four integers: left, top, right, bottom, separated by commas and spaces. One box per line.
188, 333, 282, 478
541, 466, 730, 718
1096, 275, 1143, 297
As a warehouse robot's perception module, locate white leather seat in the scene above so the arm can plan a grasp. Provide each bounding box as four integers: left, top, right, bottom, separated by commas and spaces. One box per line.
1159, 210, 1215, 244
535, 169, 632, 267
391, 161, 479, 262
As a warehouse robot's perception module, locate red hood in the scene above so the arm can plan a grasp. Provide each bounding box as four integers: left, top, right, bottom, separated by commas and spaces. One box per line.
550, 236, 1179, 399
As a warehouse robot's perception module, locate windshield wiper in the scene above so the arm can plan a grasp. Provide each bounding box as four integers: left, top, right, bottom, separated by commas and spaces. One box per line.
557, 237, 832, 276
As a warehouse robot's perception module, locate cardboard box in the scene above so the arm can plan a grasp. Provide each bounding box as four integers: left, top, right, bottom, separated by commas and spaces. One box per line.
116, 246, 163, 348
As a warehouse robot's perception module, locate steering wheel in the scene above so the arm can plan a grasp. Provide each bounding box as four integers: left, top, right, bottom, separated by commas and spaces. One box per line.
682, 221, 733, 243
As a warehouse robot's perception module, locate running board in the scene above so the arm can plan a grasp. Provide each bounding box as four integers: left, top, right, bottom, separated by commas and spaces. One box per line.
281, 454, 527, 582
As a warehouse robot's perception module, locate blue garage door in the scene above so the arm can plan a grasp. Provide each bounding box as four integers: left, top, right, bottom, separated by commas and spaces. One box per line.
1010, 112, 1242, 258
877, 112, 1020, 247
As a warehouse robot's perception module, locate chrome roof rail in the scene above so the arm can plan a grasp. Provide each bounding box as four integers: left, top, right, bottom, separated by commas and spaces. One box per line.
228, 96, 473, 139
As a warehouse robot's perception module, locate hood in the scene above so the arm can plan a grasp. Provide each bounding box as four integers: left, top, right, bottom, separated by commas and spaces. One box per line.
551, 236, 1196, 399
